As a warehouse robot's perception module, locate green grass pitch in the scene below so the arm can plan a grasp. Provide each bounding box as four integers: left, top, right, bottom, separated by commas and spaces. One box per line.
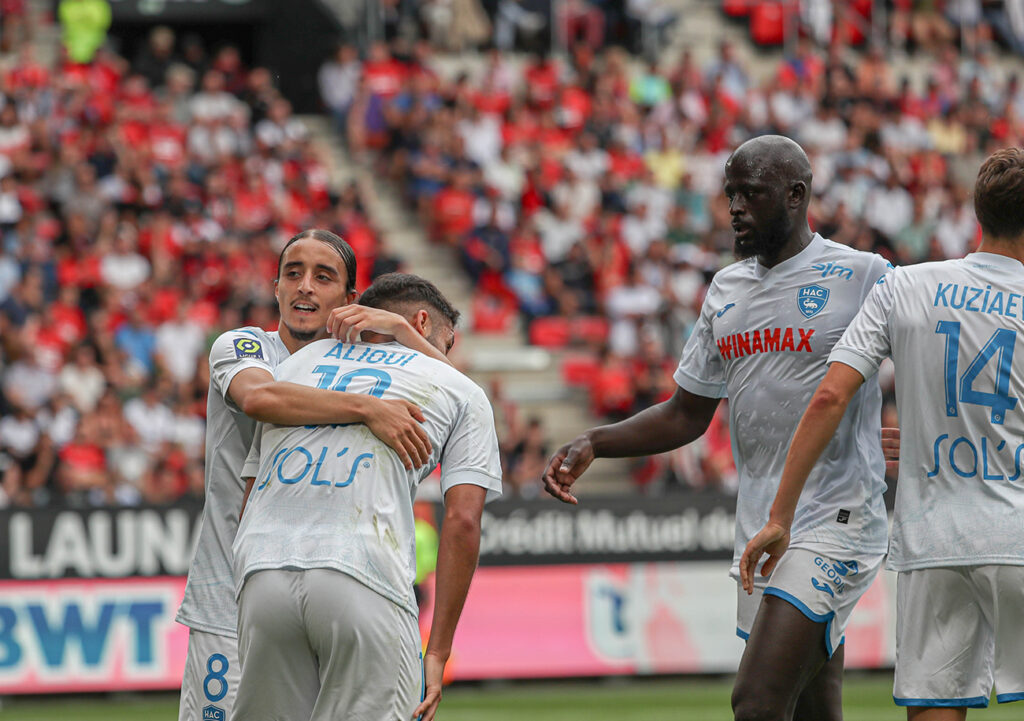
3, 675, 1021, 720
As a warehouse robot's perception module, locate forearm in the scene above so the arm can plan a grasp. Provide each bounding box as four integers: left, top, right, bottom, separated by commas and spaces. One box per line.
588, 393, 715, 458
240, 381, 372, 426
769, 390, 848, 527
425, 511, 481, 661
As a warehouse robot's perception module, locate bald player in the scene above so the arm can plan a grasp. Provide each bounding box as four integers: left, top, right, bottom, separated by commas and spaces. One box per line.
544, 136, 894, 720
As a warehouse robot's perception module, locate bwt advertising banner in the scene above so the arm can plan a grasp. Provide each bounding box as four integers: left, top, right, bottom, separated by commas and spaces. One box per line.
0, 498, 896, 694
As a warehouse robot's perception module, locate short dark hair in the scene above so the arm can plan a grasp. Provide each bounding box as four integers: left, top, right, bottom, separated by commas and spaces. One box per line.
277, 229, 357, 293
974, 148, 1024, 241
358, 273, 460, 327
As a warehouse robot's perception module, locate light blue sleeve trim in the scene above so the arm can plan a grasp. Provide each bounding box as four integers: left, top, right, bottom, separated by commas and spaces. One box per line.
440, 468, 503, 503
735, 627, 749, 641
894, 696, 989, 709
762, 587, 842, 658
997, 692, 1024, 704
673, 366, 727, 399
827, 347, 879, 381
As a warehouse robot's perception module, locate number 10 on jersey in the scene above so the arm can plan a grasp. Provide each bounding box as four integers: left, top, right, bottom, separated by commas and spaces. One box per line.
935, 321, 1018, 424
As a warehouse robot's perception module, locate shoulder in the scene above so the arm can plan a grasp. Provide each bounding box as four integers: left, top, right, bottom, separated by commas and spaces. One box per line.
209, 327, 283, 365
708, 257, 757, 289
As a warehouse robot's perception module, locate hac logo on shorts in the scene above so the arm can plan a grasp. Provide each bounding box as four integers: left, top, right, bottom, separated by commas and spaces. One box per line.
203, 705, 225, 721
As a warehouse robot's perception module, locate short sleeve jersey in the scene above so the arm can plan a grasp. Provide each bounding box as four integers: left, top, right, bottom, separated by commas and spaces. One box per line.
674, 234, 892, 576
175, 328, 289, 637
829, 252, 1024, 570
232, 339, 503, 617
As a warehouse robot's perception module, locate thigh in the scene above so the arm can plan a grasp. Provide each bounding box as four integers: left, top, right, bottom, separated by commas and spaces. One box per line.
178, 629, 241, 721
234, 570, 320, 721
303, 570, 422, 721
732, 594, 831, 721
987, 565, 1024, 704
894, 568, 992, 710
793, 644, 844, 721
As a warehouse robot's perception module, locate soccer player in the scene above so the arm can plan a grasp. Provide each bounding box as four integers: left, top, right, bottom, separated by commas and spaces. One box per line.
176, 230, 449, 721
544, 136, 893, 721
232, 273, 501, 721
742, 148, 1024, 719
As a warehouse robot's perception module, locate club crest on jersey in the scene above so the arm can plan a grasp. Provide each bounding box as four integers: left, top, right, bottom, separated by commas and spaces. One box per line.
233, 337, 264, 359
797, 285, 829, 318
203, 705, 225, 721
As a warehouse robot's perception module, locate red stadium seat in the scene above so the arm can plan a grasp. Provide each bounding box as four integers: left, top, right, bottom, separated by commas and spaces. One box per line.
562, 355, 601, 387
750, 2, 787, 46
529, 317, 571, 348
723, 0, 751, 18
573, 316, 610, 345
472, 293, 517, 333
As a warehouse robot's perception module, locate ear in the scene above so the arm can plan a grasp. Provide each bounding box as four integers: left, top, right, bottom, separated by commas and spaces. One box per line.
789, 181, 807, 208
346, 290, 358, 305
273, 278, 279, 303
412, 308, 431, 338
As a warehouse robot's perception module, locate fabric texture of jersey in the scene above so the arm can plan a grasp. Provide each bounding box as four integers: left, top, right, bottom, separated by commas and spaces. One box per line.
674, 234, 891, 576
893, 565, 1024, 707
830, 252, 1024, 570
233, 339, 503, 617
176, 328, 289, 637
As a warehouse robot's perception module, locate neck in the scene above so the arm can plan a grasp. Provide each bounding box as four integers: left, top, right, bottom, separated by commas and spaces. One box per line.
278, 326, 328, 354
759, 223, 813, 268
977, 236, 1024, 266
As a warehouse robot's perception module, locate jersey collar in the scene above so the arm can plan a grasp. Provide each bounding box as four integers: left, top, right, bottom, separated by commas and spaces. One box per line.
754, 233, 824, 278
964, 251, 1024, 273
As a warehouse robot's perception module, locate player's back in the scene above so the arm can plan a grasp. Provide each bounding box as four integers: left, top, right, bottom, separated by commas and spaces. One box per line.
882, 253, 1023, 570
176, 328, 288, 637
232, 339, 502, 617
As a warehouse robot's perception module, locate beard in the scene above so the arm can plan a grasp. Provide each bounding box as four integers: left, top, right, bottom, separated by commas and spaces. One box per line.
734, 218, 790, 262
284, 324, 319, 342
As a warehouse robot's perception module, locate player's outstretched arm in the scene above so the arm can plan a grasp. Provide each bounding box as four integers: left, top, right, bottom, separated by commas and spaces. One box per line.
228, 368, 432, 469
415, 484, 487, 721
739, 362, 866, 593
543, 387, 719, 504
327, 305, 453, 366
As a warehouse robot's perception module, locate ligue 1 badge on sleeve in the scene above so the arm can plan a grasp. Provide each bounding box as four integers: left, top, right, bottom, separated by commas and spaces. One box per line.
797, 284, 829, 319
233, 337, 264, 359
203, 705, 225, 721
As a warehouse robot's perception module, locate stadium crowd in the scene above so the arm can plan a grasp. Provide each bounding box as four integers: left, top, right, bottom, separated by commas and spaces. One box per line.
0, 19, 417, 507
332, 11, 1022, 493
1, 1, 1021, 506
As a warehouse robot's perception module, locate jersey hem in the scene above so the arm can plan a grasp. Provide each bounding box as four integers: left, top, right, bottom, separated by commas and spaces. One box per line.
673, 368, 727, 399
887, 556, 1024, 572
174, 613, 238, 639
238, 561, 419, 618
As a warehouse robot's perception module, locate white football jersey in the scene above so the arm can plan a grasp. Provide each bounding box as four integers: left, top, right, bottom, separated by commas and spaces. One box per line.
176, 328, 289, 638
830, 252, 1024, 570
674, 234, 892, 577
232, 339, 503, 617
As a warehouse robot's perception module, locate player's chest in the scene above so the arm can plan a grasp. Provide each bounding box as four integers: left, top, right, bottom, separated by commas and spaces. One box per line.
709, 272, 861, 364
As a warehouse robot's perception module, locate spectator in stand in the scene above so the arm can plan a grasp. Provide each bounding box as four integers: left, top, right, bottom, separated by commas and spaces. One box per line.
319, 44, 361, 135
58, 0, 110, 65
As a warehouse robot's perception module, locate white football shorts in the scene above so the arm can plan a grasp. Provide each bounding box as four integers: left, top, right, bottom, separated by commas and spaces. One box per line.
894, 565, 1024, 709
234, 568, 422, 721
179, 628, 241, 721
736, 545, 884, 657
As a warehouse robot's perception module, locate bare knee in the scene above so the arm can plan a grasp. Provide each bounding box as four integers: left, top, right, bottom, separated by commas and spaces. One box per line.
732, 680, 788, 721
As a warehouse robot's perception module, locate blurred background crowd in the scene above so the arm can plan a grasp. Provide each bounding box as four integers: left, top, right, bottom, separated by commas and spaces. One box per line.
0, 0, 1018, 506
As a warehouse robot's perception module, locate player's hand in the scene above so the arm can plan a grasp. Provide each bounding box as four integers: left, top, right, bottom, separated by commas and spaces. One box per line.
542, 435, 594, 505
739, 521, 791, 595
327, 305, 410, 343
412, 652, 445, 721
363, 398, 432, 469
882, 427, 900, 476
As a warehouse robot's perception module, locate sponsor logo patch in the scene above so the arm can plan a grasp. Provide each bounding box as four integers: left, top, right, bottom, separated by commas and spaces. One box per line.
797, 284, 829, 318
233, 337, 264, 359
716, 303, 736, 318
836, 509, 851, 524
